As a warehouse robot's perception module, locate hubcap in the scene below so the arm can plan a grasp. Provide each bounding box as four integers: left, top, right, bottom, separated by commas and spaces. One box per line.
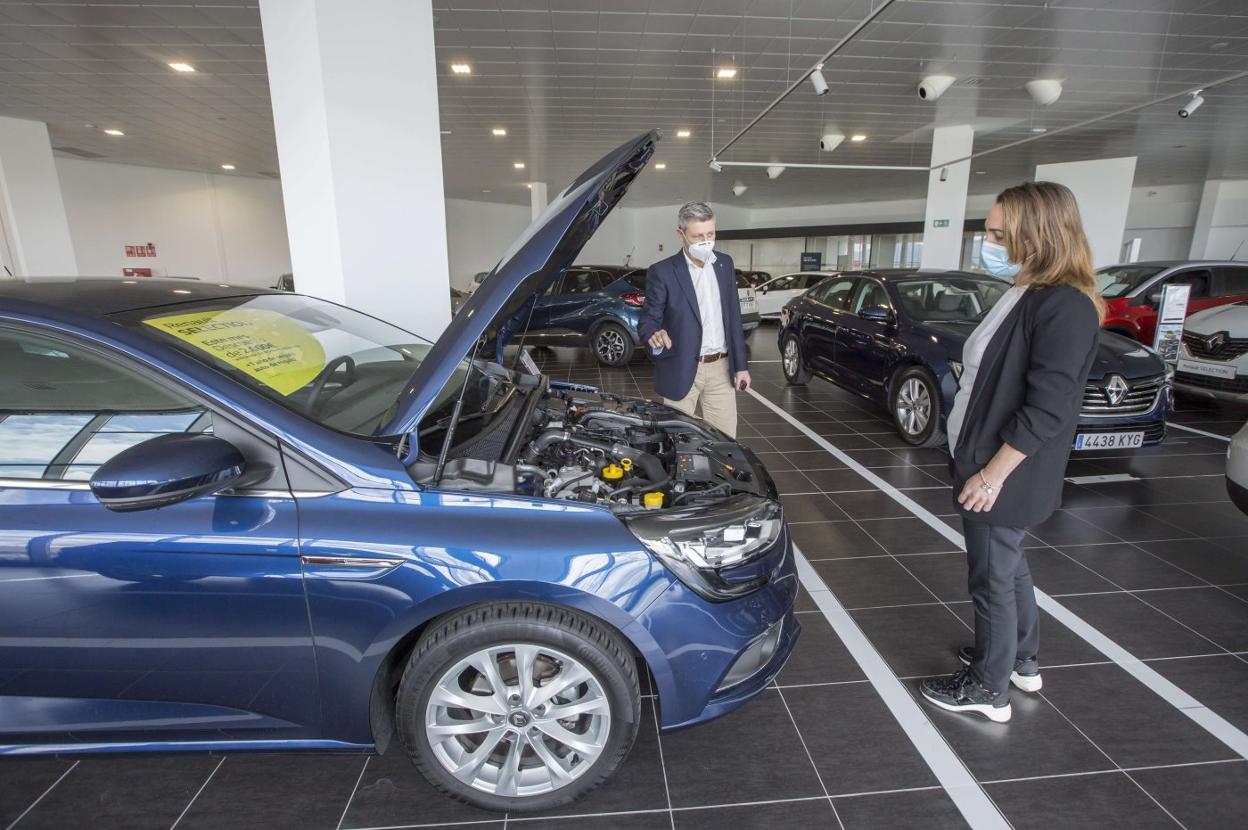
425, 644, 612, 798
895, 377, 931, 436
596, 329, 625, 363
783, 338, 799, 377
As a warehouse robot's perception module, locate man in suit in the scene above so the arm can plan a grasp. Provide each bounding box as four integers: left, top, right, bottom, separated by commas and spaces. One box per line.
637, 201, 751, 438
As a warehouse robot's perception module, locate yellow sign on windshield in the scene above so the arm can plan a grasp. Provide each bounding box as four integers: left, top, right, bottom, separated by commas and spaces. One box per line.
143, 308, 326, 396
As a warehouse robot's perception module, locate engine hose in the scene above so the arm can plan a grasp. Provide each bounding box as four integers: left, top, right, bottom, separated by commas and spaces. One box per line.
607, 471, 672, 500
515, 464, 548, 485
527, 428, 666, 484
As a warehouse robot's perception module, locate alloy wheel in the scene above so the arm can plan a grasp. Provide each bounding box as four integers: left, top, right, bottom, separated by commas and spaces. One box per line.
783, 338, 799, 377
896, 377, 931, 436
596, 329, 626, 364
425, 644, 612, 798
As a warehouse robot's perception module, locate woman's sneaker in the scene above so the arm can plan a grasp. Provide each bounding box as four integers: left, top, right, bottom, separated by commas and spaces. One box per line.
957, 646, 1043, 692
920, 668, 1012, 723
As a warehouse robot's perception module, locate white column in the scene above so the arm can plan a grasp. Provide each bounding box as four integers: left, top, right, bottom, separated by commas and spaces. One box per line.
1034, 157, 1137, 268
920, 125, 974, 271
1189, 179, 1248, 259
529, 181, 548, 220
0, 116, 78, 277
259, 0, 451, 337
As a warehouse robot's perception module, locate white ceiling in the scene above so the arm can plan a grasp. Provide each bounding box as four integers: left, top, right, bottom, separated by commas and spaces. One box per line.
1, 0, 1246, 209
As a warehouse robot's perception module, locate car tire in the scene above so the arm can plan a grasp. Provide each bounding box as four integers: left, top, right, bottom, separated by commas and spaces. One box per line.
781, 333, 812, 385
891, 367, 946, 447
397, 602, 641, 813
592, 322, 634, 366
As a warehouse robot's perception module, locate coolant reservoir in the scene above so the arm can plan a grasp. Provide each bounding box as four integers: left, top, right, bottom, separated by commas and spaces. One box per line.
601, 463, 624, 481
643, 491, 664, 508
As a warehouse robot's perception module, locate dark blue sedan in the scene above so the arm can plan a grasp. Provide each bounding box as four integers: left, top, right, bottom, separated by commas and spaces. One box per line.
778, 269, 1172, 450
0, 132, 799, 813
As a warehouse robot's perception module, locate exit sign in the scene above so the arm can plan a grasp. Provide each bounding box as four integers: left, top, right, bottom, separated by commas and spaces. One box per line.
932, 219, 950, 228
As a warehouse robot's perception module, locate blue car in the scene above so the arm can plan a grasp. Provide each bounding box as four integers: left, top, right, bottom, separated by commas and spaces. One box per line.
778, 269, 1172, 450
519, 264, 649, 365
0, 132, 798, 813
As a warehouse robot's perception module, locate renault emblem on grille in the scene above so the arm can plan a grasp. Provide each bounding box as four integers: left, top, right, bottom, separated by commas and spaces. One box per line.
1104, 375, 1129, 407
1205, 332, 1227, 352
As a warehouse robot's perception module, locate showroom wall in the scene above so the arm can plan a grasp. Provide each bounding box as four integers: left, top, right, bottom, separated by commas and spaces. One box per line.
55, 157, 292, 286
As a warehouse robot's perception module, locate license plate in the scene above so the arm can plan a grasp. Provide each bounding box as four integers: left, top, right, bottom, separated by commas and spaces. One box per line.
1074, 432, 1145, 451
1177, 358, 1237, 380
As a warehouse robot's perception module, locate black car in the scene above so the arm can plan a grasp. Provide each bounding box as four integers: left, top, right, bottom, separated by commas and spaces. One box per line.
778, 269, 1173, 450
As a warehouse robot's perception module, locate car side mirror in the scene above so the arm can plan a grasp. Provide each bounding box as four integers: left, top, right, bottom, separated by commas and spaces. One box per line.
859, 306, 894, 323
90, 433, 249, 512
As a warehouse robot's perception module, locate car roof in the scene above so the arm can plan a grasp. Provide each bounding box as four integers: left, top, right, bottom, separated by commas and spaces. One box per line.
1103, 260, 1247, 269
0, 277, 275, 317
838, 268, 987, 282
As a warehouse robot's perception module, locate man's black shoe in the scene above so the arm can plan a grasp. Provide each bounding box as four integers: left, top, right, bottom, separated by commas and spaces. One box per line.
920, 668, 1012, 723
957, 646, 1043, 692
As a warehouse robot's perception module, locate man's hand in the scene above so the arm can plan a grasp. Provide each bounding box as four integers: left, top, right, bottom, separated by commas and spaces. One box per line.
648, 329, 673, 351
734, 370, 752, 392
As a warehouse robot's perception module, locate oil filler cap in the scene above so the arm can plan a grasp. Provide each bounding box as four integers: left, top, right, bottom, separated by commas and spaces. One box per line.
643, 491, 664, 508
601, 464, 624, 481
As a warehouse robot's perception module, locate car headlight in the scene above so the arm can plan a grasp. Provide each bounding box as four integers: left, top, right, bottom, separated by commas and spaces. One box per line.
948, 359, 964, 380
623, 495, 783, 601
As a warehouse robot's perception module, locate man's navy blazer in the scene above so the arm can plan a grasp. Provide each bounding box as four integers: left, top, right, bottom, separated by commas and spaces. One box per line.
637, 250, 748, 401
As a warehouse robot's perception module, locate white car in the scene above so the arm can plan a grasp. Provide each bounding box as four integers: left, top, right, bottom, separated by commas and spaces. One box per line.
1231, 419, 1248, 515
755, 272, 834, 318
1173, 301, 1248, 404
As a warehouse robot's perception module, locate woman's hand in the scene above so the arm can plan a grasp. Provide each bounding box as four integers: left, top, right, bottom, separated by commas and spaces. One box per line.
959, 470, 1001, 513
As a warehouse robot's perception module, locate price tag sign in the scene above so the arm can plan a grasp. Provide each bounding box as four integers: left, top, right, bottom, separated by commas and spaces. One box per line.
1151, 283, 1190, 362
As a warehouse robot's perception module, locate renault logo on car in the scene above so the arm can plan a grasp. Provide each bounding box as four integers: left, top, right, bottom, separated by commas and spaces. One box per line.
1104, 375, 1130, 407
1205, 331, 1227, 352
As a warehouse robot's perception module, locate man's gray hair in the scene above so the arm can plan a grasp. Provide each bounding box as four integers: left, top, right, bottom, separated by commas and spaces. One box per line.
677, 200, 715, 230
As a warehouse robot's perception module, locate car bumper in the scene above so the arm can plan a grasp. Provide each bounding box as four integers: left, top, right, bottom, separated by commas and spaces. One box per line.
1230, 476, 1248, 516
742, 311, 761, 331
636, 525, 800, 731
1074, 384, 1173, 448
1174, 375, 1248, 404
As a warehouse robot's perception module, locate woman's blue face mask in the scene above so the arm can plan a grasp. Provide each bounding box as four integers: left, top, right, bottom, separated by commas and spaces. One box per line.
980, 239, 1021, 279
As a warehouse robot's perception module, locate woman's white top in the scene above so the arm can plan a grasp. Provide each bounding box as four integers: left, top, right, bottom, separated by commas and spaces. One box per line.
946, 286, 1029, 454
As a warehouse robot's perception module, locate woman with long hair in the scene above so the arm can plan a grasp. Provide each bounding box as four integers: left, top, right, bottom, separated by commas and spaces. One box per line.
920, 181, 1105, 723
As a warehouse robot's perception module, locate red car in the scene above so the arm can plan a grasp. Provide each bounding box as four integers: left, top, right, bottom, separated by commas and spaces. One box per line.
1098, 261, 1248, 344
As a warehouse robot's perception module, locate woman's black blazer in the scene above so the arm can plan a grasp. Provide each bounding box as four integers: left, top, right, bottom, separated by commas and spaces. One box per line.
950, 284, 1100, 528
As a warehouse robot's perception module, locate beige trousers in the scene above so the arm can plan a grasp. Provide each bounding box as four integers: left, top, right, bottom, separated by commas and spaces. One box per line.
663, 360, 738, 438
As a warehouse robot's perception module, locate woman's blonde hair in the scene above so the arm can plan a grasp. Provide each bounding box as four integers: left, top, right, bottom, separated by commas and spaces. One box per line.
996, 181, 1106, 322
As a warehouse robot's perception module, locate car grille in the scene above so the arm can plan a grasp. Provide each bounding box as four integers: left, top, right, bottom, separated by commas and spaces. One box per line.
1182, 331, 1248, 361
1174, 371, 1248, 394
1077, 420, 1166, 444
1081, 374, 1165, 417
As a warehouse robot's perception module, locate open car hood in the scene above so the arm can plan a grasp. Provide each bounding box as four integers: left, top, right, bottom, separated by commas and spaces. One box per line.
376, 130, 658, 438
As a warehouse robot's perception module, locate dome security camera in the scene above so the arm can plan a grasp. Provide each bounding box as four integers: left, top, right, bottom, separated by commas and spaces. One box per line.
819, 132, 845, 152
1178, 91, 1204, 118
1025, 79, 1063, 106
732, 182, 748, 196
766, 165, 785, 179
809, 65, 829, 96
917, 74, 956, 101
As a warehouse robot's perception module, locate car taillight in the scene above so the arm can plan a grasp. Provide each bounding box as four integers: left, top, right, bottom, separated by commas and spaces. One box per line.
780, 307, 790, 326
622, 292, 645, 307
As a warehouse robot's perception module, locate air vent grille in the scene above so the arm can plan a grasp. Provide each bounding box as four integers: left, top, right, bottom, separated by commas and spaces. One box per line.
53, 146, 106, 159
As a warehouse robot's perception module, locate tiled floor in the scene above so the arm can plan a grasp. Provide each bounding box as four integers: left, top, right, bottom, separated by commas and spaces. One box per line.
4, 327, 1248, 829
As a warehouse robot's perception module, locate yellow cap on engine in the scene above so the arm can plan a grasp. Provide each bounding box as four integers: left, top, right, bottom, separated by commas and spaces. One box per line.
620, 457, 633, 472
601, 464, 624, 481
643, 491, 664, 508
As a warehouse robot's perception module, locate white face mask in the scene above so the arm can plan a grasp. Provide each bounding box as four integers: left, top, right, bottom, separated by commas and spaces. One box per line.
686, 239, 714, 260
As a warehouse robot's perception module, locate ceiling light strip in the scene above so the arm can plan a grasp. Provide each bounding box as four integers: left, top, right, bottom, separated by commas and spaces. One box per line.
714, 161, 927, 172
935, 68, 1248, 171
710, 0, 898, 162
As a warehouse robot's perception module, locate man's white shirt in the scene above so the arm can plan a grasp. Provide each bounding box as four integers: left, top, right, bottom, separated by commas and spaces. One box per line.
683, 250, 726, 356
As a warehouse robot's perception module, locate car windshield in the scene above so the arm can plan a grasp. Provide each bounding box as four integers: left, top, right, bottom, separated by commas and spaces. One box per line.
894, 277, 1010, 322
1097, 265, 1165, 298
116, 293, 504, 437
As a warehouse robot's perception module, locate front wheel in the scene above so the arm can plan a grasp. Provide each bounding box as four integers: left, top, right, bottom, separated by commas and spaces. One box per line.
397, 602, 640, 813
592, 323, 635, 366
781, 333, 812, 385
892, 367, 946, 447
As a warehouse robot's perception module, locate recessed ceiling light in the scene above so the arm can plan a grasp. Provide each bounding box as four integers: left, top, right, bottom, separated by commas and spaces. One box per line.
850, 134, 867, 142
513, 161, 526, 169
220, 164, 235, 170
172, 289, 193, 294
482, 189, 492, 194
716, 67, 737, 79
1031, 127, 1048, 133
975, 170, 986, 175
451, 63, 472, 75
655, 163, 667, 170
676, 129, 691, 138
491, 127, 507, 136
1211, 41, 1228, 50
103, 128, 124, 136
440, 129, 452, 135
168, 62, 196, 73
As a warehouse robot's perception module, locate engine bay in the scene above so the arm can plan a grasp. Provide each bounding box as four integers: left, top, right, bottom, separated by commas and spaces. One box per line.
410, 383, 774, 513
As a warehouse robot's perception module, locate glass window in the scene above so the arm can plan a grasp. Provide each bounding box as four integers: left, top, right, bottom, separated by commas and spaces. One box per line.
1149, 269, 1212, 303
769, 275, 799, 291
561, 269, 604, 294
810, 277, 858, 310
852, 280, 892, 313
1096, 265, 1166, 298
623, 270, 647, 291
893, 277, 1008, 322
1218, 266, 1248, 296
0, 328, 209, 481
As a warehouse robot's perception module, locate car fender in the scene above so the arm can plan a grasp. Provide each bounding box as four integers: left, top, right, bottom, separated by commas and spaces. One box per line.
589, 313, 642, 345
